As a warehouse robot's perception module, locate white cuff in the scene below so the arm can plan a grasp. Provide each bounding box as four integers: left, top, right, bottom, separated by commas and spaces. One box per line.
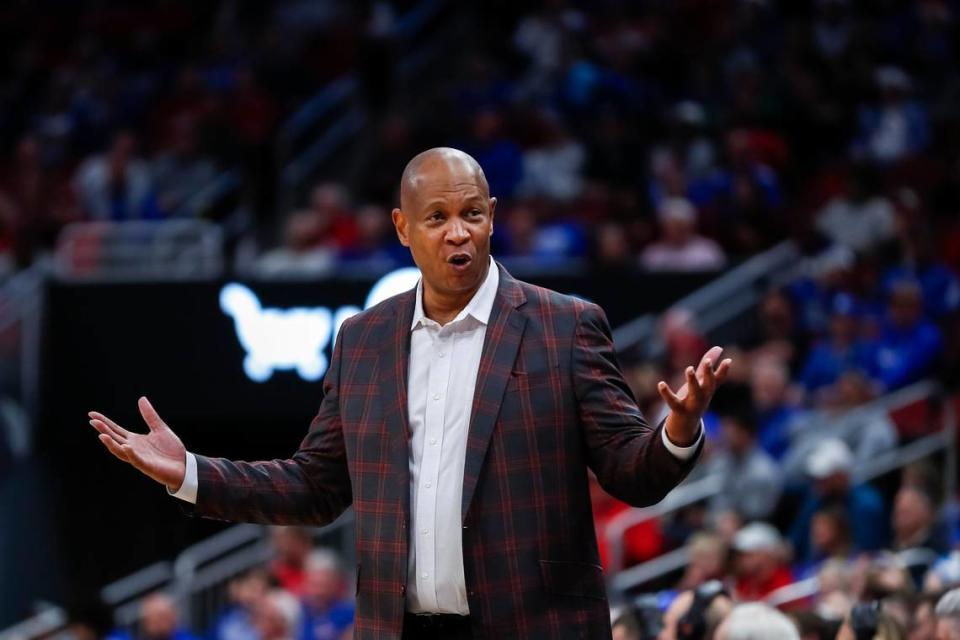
167, 451, 198, 503
661, 419, 704, 461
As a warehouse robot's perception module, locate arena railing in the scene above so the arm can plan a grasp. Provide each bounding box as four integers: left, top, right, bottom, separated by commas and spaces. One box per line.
0, 513, 355, 640
612, 240, 801, 359
54, 220, 224, 282
273, 0, 450, 214
607, 379, 956, 599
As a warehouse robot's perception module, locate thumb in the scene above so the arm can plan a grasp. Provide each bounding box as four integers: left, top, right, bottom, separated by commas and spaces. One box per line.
138, 396, 166, 432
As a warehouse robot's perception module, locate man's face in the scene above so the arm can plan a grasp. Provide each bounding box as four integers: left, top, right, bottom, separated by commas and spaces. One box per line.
392, 158, 496, 301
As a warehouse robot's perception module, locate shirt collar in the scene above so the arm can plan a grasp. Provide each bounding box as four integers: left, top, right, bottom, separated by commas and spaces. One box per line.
411, 257, 499, 330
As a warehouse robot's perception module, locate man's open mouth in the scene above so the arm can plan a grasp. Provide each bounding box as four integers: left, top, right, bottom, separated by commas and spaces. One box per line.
448, 254, 472, 267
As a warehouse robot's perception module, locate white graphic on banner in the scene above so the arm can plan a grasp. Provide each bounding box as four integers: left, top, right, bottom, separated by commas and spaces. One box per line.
220, 267, 421, 382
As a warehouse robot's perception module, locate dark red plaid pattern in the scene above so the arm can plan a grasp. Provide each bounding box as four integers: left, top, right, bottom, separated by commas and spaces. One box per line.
192, 264, 701, 638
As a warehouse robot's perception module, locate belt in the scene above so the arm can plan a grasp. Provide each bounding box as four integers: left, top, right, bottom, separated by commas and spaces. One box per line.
403, 612, 472, 636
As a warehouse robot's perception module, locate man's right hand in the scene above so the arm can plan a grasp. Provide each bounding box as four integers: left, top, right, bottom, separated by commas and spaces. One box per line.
89, 396, 187, 492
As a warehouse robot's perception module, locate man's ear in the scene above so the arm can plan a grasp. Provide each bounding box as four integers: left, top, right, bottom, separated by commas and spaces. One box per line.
392, 208, 409, 247
488, 197, 497, 236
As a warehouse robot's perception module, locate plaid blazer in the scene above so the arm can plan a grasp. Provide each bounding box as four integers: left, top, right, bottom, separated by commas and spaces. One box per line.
193, 263, 701, 638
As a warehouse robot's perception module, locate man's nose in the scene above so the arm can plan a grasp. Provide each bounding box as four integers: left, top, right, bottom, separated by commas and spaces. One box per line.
445, 220, 469, 244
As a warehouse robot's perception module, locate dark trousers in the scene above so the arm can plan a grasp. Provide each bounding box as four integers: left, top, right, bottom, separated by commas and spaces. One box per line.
402, 613, 473, 639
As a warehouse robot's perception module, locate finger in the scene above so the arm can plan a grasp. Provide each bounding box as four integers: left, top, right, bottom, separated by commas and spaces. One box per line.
701, 346, 724, 370
714, 358, 733, 384
90, 419, 128, 444
88, 411, 133, 439
685, 366, 701, 397
700, 357, 716, 390
99, 434, 132, 463
657, 381, 683, 411
138, 396, 166, 432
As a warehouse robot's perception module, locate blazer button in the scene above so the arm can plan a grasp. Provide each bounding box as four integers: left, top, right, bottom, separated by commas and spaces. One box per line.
400, 584, 406, 596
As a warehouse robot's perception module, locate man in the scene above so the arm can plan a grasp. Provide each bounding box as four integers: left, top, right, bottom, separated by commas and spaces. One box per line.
789, 438, 888, 562
935, 588, 960, 640
730, 522, 793, 602
712, 603, 799, 640
90, 148, 730, 638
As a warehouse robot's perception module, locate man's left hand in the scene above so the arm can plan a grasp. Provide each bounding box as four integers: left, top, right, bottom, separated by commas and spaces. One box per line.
659, 346, 732, 447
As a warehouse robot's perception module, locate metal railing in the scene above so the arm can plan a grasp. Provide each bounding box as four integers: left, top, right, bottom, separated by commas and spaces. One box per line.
54, 220, 224, 281
612, 240, 801, 358
0, 513, 355, 640
608, 379, 955, 596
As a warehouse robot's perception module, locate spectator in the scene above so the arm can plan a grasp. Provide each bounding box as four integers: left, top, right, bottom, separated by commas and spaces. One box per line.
714, 602, 800, 640
854, 67, 930, 165
659, 582, 734, 640
0, 135, 78, 267
731, 522, 794, 601
835, 602, 905, 640
110, 593, 199, 640
750, 358, 798, 460
74, 131, 160, 222
799, 293, 876, 395
882, 225, 960, 320
150, 117, 216, 217
641, 197, 726, 272
269, 526, 313, 596
456, 109, 523, 199
934, 588, 960, 640
804, 505, 853, 573
815, 167, 895, 254
337, 204, 406, 267
210, 568, 268, 640
893, 486, 949, 587
868, 279, 943, 391
677, 532, 730, 591
252, 590, 301, 640
299, 549, 354, 640
789, 439, 889, 562
707, 399, 783, 521
517, 109, 586, 202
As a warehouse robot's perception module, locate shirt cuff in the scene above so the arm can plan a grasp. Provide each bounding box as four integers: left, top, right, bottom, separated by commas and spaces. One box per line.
167, 451, 198, 503
661, 419, 704, 461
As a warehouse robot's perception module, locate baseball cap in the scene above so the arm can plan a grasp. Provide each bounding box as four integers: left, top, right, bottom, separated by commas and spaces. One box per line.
732, 522, 783, 553
806, 438, 854, 479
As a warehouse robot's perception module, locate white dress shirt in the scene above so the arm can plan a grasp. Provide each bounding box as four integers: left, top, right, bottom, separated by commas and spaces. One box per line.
171, 257, 702, 614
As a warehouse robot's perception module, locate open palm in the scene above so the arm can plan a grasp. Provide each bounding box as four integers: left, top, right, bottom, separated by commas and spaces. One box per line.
89, 396, 187, 491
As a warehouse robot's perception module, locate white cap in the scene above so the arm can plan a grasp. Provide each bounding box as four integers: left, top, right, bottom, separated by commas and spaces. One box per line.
732, 522, 783, 553
658, 197, 697, 224
806, 438, 854, 479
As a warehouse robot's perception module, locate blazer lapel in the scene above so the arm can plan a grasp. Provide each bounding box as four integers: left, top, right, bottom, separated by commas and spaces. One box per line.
461, 265, 527, 519
378, 288, 416, 515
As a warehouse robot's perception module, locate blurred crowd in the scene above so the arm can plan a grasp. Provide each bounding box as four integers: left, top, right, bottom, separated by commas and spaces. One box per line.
66, 527, 356, 640
1, 1, 959, 280
8, 0, 960, 637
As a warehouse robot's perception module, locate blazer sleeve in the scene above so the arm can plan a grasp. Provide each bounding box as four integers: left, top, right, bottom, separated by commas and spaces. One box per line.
189, 321, 353, 526
572, 302, 701, 507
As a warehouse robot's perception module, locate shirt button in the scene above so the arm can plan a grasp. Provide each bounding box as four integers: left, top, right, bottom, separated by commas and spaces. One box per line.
429, 438, 437, 446
439, 352, 445, 358
425, 481, 432, 488
422, 572, 429, 579
433, 393, 440, 401
421, 528, 429, 535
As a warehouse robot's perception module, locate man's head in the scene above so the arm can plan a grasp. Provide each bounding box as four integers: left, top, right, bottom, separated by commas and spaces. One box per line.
893, 486, 936, 545
252, 590, 301, 640
934, 588, 960, 640
658, 582, 733, 640
806, 438, 854, 496
140, 593, 179, 640
392, 148, 496, 307
732, 522, 785, 581
303, 549, 345, 609
271, 526, 312, 566
714, 603, 799, 640
749, 357, 789, 411
887, 279, 924, 330
658, 197, 697, 246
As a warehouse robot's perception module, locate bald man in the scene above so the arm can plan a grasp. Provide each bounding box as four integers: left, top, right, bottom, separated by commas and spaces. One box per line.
91, 148, 730, 639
